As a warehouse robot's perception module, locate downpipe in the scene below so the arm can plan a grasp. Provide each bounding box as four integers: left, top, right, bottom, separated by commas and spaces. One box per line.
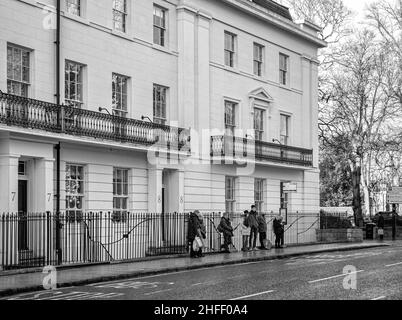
55, 0, 62, 265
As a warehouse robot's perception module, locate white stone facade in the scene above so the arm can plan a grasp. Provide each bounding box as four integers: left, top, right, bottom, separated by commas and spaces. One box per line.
0, 0, 325, 219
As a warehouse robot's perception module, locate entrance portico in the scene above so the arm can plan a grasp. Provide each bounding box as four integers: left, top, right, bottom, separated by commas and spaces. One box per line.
0, 135, 55, 213
148, 164, 185, 214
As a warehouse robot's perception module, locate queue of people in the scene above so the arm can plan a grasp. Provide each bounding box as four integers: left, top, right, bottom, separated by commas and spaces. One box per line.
188, 206, 286, 258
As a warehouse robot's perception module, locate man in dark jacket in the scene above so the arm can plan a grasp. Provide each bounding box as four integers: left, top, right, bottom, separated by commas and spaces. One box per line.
219, 212, 234, 253
377, 213, 385, 241
273, 216, 285, 248
257, 213, 268, 250
248, 205, 259, 250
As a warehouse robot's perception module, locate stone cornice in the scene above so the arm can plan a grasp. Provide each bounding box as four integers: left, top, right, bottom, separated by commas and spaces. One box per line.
220, 0, 327, 48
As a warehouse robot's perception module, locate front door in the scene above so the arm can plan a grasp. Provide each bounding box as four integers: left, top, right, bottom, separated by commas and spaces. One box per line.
18, 180, 28, 251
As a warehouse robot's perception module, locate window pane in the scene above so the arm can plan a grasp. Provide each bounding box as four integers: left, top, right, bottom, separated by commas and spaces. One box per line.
22, 67, 29, 82
13, 64, 22, 82
280, 115, 288, 135
153, 85, 167, 124
113, 0, 126, 12
65, 61, 83, 102
66, 0, 81, 16
22, 51, 29, 67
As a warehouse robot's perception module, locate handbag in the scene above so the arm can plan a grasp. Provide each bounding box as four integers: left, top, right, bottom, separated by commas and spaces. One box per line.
193, 236, 204, 251
378, 228, 384, 236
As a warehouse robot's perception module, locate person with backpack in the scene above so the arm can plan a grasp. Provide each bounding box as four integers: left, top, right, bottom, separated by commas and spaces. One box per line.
241, 211, 251, 251
218, 212, 234, 253
248, 205, 259, 251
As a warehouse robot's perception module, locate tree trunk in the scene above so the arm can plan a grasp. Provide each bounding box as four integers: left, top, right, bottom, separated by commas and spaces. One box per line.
351, 163, 364, 227
361, 164, 370, 217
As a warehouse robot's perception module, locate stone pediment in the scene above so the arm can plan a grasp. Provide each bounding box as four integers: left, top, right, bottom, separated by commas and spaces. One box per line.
249, 87, 274, 103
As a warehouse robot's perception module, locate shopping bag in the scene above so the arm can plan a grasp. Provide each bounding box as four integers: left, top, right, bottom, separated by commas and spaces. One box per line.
193, 236, 204, 251
378, 228, 384, 236
264, 239, 272, 250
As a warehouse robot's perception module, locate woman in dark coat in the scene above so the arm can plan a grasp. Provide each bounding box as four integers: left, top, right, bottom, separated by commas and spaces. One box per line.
196, 211, 207, 257
219, 212, 234, 253
188, 211, 203, 258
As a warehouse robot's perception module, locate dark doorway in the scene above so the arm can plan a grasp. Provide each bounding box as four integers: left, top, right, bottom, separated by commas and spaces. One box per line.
18, 180, 28, 251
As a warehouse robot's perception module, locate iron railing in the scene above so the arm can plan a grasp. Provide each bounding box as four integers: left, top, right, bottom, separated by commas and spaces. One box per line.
320, 212, 353, 229
0, 212, 320, 270
211, 135, 313, 167
0, 92, 191, 152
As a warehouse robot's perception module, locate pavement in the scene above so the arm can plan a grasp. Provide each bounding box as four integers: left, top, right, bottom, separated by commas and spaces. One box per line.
0, 241, 392, 298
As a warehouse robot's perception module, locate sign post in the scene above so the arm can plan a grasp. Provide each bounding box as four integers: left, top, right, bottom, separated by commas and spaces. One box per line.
283, 183, 297, 193
387, 187, 402, 205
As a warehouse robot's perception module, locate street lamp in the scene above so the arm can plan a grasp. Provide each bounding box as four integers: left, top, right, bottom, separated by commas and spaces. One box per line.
98, 107, 111, 115
141, 115, 153, 123
272, 138, 282, 145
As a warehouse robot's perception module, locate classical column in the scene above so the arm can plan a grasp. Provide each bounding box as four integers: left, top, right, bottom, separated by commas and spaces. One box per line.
0, 155, 19, 213
177, 5, 196, 129
301, 56, 312, 150
178, 170, 185, 213
34, 158, 55, 212
148, 167, 163, 213
0, 40, 6, 92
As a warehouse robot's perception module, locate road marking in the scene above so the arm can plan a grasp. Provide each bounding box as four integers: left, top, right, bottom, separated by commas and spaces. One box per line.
308, 270, 364, 284
308, 262, 328, 266
87, 261, 271, 286
144, 289, 173, 296
371, 296, 386, 301
191, 283, 204, 287
7, 291, 124, 301
230, 290, 275, 301
191, 281, 217, 287
385, 262, 402, 268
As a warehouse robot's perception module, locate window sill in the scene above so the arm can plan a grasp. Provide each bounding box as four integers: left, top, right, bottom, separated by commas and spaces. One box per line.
64, 12, 89, 26
111, 29, 133, 41
278, 83, 292, 91
222, 65, 241, 75
152, 44, 177, 56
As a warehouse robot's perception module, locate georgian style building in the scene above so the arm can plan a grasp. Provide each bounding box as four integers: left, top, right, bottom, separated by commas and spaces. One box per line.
0, 0, 326, 267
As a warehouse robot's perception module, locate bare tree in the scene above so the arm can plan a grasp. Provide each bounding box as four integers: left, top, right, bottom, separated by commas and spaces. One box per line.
367, 0, 402, 106
285, 0, 353, 102
320, 30, 401, 225
286, 0, 352, 43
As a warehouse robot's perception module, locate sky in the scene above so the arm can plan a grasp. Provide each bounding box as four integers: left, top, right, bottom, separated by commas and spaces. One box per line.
343, 0, 376, 21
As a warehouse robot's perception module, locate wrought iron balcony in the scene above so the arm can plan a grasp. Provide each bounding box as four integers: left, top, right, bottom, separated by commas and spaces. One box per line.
211, 135, 313, 167
0, 92, 191, 152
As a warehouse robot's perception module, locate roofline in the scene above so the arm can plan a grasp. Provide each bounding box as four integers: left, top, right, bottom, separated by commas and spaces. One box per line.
296, 19, 323, 33
221, 0, 327, 48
